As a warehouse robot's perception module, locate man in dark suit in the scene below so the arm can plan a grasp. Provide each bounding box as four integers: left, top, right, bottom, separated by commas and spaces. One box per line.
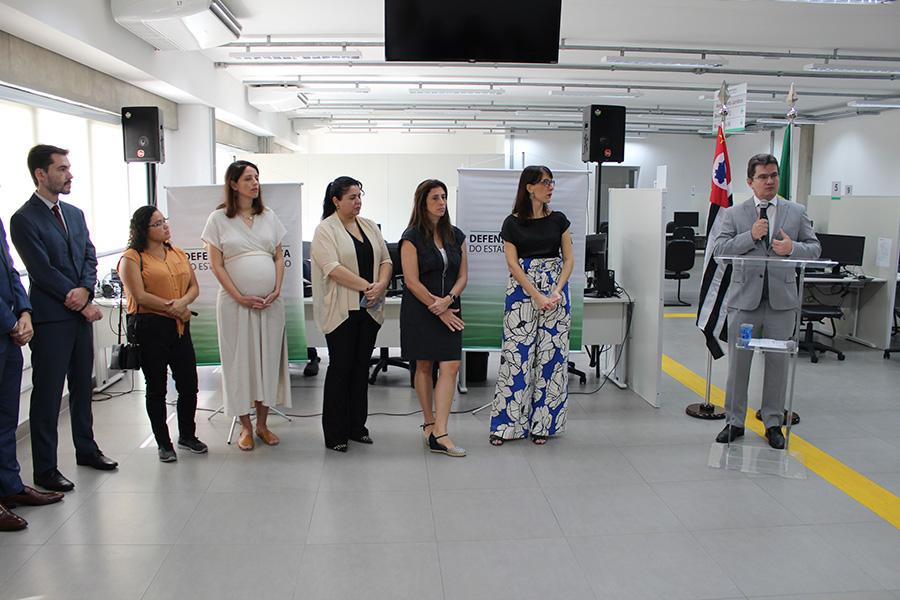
711, 154, 821, 449
0, 215, 64, 531
10, 145, 117, 493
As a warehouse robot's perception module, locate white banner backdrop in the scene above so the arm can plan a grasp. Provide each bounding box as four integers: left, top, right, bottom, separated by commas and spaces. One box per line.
166, 183, 307, 364
456, 168, 588, 350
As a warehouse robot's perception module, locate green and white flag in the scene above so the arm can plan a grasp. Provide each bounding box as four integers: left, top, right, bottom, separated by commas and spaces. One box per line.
778, 125, 791, 200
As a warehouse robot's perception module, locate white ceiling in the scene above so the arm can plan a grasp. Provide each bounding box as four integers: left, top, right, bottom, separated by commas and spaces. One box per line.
204, 0, 900, 136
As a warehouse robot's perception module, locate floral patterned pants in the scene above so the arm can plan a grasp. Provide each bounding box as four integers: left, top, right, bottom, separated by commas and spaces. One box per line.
490, 257, 570, 440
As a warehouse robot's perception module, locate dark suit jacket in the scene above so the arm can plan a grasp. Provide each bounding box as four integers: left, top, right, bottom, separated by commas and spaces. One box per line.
0, 218, 31, 353
10, 194, 97, 324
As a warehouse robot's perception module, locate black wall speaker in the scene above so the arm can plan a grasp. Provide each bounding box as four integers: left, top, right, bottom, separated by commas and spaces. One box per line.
121, 106, 165, 163
581, 105, 626, 163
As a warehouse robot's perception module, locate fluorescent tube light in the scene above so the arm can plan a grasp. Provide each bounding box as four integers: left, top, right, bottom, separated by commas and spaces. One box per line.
548, 90, 643, 98
409, 87, 505, 95
228, 50, 361, 61
299, 86, 371, 94
698, 94, 785, 104
756, 118, 820, 125
630, 114, 709, 123
804, 62, 900, 75
847, 100, 900, 108
602, 55, 727, 69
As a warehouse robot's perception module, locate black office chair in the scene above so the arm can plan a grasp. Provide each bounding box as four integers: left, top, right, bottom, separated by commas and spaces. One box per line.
672, 226, 695, 241
664, 239, 696, 306
369, 242, 411, 384
799, 304, 845, 363
665, 221, 676, 235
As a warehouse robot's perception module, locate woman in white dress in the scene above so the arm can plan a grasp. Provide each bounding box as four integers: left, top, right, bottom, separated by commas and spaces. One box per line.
201, 160, 291, 451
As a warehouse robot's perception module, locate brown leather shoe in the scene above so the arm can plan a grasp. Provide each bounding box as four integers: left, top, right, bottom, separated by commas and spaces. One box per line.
256, 429, 280, 446
1, 486, 65, 508
0, 503, 27, 531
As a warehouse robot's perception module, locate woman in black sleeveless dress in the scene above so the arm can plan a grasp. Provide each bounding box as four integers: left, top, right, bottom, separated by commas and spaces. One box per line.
400, 179, 468, 457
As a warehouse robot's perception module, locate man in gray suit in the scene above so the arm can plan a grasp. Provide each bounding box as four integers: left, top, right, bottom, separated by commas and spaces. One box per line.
712, 154, 820, 449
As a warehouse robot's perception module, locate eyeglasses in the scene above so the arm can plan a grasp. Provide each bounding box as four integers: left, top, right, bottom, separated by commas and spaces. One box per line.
537, 178, 556, 187
149, 218, 169, 228
753, 173, 779, 181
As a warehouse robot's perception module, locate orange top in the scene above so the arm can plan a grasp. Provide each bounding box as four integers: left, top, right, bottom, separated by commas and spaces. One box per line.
120, 245, 193, 335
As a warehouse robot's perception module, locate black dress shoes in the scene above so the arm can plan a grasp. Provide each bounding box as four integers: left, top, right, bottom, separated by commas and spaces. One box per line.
33, 469, 75, 492
76, 451, 118, 471
765, 426, 786, 450
1, 485, 64, 508
0, 503, 27, 531
715, 425, 745, 443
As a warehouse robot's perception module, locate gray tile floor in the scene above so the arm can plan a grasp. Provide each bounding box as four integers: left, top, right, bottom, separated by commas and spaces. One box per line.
1, 266, 898, 599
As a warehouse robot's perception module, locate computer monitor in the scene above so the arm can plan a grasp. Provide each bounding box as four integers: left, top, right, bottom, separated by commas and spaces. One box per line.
386, 242, 404, 296
673, 211, 699, 228
584, 233, 611, 296
817, 233, 865, 274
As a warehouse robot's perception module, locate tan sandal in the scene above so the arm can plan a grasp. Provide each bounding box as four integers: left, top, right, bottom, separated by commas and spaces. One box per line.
256, 429, 280, 446
238, 430, 254, 451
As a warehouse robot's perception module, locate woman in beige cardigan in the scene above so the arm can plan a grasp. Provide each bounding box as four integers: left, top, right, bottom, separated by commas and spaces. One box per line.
311, 176, 392, 452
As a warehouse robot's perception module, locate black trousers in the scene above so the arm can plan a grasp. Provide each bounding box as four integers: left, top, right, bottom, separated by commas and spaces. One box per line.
323, 310, 380, 447
29, 318, 98, 476
137, 315, 198, 449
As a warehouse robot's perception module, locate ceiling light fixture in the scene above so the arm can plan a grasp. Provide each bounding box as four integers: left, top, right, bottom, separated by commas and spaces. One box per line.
630, 114, 709, 123
228, 50, 362, 61
601, 55, 727, 69
846, 100, 900, 108
804, 62, 900, 75
549, 89, 643, 98
299, 85, 371, 94
409, 85, 505, 95
756, 118, 821, 125
698, 94, 784, 104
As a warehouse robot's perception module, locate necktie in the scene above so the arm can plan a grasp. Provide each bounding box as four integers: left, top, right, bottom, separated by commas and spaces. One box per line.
758, 202, 769, 247
51, 204, 67, 234
759, 202, 770, 301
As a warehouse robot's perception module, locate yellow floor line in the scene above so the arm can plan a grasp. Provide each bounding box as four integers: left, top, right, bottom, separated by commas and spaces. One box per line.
664, 313, 697, 319
661, 354, 900, 529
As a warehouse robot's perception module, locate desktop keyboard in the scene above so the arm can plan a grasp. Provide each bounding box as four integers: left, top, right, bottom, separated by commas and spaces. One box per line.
806, 272, 847, 279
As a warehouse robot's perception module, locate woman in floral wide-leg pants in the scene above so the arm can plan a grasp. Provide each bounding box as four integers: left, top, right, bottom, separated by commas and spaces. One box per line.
488, 165, 574, 446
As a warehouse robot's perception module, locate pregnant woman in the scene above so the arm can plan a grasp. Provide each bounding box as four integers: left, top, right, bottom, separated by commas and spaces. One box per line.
202, 160, 291, 451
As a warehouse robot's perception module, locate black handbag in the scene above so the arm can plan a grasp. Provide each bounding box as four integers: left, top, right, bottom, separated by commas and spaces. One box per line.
109, 254, 142, 371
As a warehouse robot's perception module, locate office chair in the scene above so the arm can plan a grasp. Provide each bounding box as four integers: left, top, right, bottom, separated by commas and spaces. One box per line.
672, 226, 695, 241
370, 242, 411, 384
799, 304, 845, 363
664, 238, 696, 307
665, 221, 676, 235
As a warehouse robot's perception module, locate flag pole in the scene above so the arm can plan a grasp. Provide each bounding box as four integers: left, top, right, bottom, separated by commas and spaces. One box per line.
685, 82, 729, 421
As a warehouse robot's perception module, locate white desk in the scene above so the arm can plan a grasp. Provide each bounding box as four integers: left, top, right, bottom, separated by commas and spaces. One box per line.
303, 295, 633, 390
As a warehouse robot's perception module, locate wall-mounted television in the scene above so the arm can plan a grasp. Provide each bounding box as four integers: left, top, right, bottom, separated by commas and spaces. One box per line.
384, 0, 562, 64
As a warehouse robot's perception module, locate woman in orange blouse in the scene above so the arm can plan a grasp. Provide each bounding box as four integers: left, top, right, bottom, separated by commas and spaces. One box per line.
118, 206, 207, 463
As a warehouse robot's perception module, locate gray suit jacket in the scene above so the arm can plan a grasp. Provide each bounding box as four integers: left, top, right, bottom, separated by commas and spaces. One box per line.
712, 197, 820, 311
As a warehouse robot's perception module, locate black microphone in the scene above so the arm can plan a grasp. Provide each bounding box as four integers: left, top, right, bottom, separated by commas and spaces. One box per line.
758, 201, 769, 247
